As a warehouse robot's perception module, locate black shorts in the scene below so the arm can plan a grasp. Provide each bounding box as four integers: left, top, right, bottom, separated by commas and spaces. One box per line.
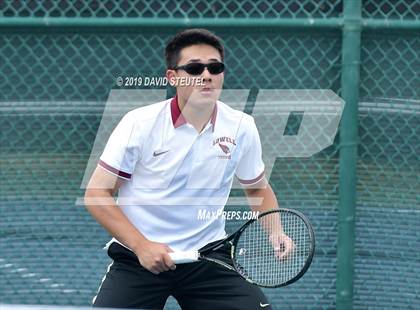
92, 241, 272, 310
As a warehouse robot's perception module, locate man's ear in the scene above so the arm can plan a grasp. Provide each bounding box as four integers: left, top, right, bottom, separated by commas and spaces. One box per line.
166, 69, 177, 87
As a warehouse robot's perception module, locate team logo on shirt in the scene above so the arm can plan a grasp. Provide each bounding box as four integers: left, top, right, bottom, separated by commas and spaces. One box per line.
213, 136, 236, 159
218, 143, 230, 155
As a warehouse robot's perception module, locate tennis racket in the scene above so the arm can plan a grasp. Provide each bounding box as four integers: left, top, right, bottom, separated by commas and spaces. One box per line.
169, 208, 315, 288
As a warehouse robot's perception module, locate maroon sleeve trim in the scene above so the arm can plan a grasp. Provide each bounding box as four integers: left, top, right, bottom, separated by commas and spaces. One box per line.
98, 160, 132, 180
237, 170, 265, 185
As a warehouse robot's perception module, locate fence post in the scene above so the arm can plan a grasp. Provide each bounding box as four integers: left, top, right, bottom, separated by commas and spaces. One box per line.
337, 0, 361, 309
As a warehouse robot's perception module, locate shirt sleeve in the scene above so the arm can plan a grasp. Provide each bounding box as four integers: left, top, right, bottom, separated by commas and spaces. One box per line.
235, 118, 265, 186
98, 112, 140, 180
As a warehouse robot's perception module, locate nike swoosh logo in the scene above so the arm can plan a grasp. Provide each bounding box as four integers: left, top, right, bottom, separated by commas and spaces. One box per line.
153, 150, 170, 157
260, 302, 270, 308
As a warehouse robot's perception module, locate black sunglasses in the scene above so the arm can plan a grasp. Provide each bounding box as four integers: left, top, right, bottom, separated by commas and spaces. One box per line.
173, 62, 225, 75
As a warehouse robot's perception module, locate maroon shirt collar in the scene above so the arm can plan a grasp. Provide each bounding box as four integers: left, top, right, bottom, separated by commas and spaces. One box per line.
171, 95, 217, 132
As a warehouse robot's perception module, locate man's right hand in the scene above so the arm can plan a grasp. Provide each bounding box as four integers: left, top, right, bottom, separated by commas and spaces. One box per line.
133, 240, 176, 275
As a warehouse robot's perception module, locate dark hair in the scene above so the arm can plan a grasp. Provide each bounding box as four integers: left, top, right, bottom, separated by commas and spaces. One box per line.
165, 28, 224, 69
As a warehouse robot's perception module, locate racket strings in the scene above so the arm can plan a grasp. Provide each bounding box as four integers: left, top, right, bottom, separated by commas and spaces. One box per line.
234, 211, 311, 287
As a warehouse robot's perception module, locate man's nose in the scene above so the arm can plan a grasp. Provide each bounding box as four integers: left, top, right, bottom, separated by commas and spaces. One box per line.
201, 68, 212, 81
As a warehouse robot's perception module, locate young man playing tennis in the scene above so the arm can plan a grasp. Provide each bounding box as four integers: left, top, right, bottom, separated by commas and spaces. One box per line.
85, 28, 293, 309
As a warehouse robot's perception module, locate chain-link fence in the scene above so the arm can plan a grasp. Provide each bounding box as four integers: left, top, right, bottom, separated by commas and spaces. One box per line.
1, 1, 419, 309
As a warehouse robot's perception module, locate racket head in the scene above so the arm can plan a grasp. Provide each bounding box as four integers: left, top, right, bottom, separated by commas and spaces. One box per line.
231, 208, 315, 288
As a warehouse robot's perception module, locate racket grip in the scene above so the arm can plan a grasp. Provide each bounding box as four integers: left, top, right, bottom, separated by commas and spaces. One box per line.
169, 251, 199, 264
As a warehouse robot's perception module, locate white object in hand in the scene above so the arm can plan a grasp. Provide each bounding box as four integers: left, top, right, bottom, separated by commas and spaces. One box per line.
169, 251, 200, 264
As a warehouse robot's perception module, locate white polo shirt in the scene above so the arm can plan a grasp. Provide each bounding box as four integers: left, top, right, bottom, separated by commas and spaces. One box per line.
99, 96, 265, 251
